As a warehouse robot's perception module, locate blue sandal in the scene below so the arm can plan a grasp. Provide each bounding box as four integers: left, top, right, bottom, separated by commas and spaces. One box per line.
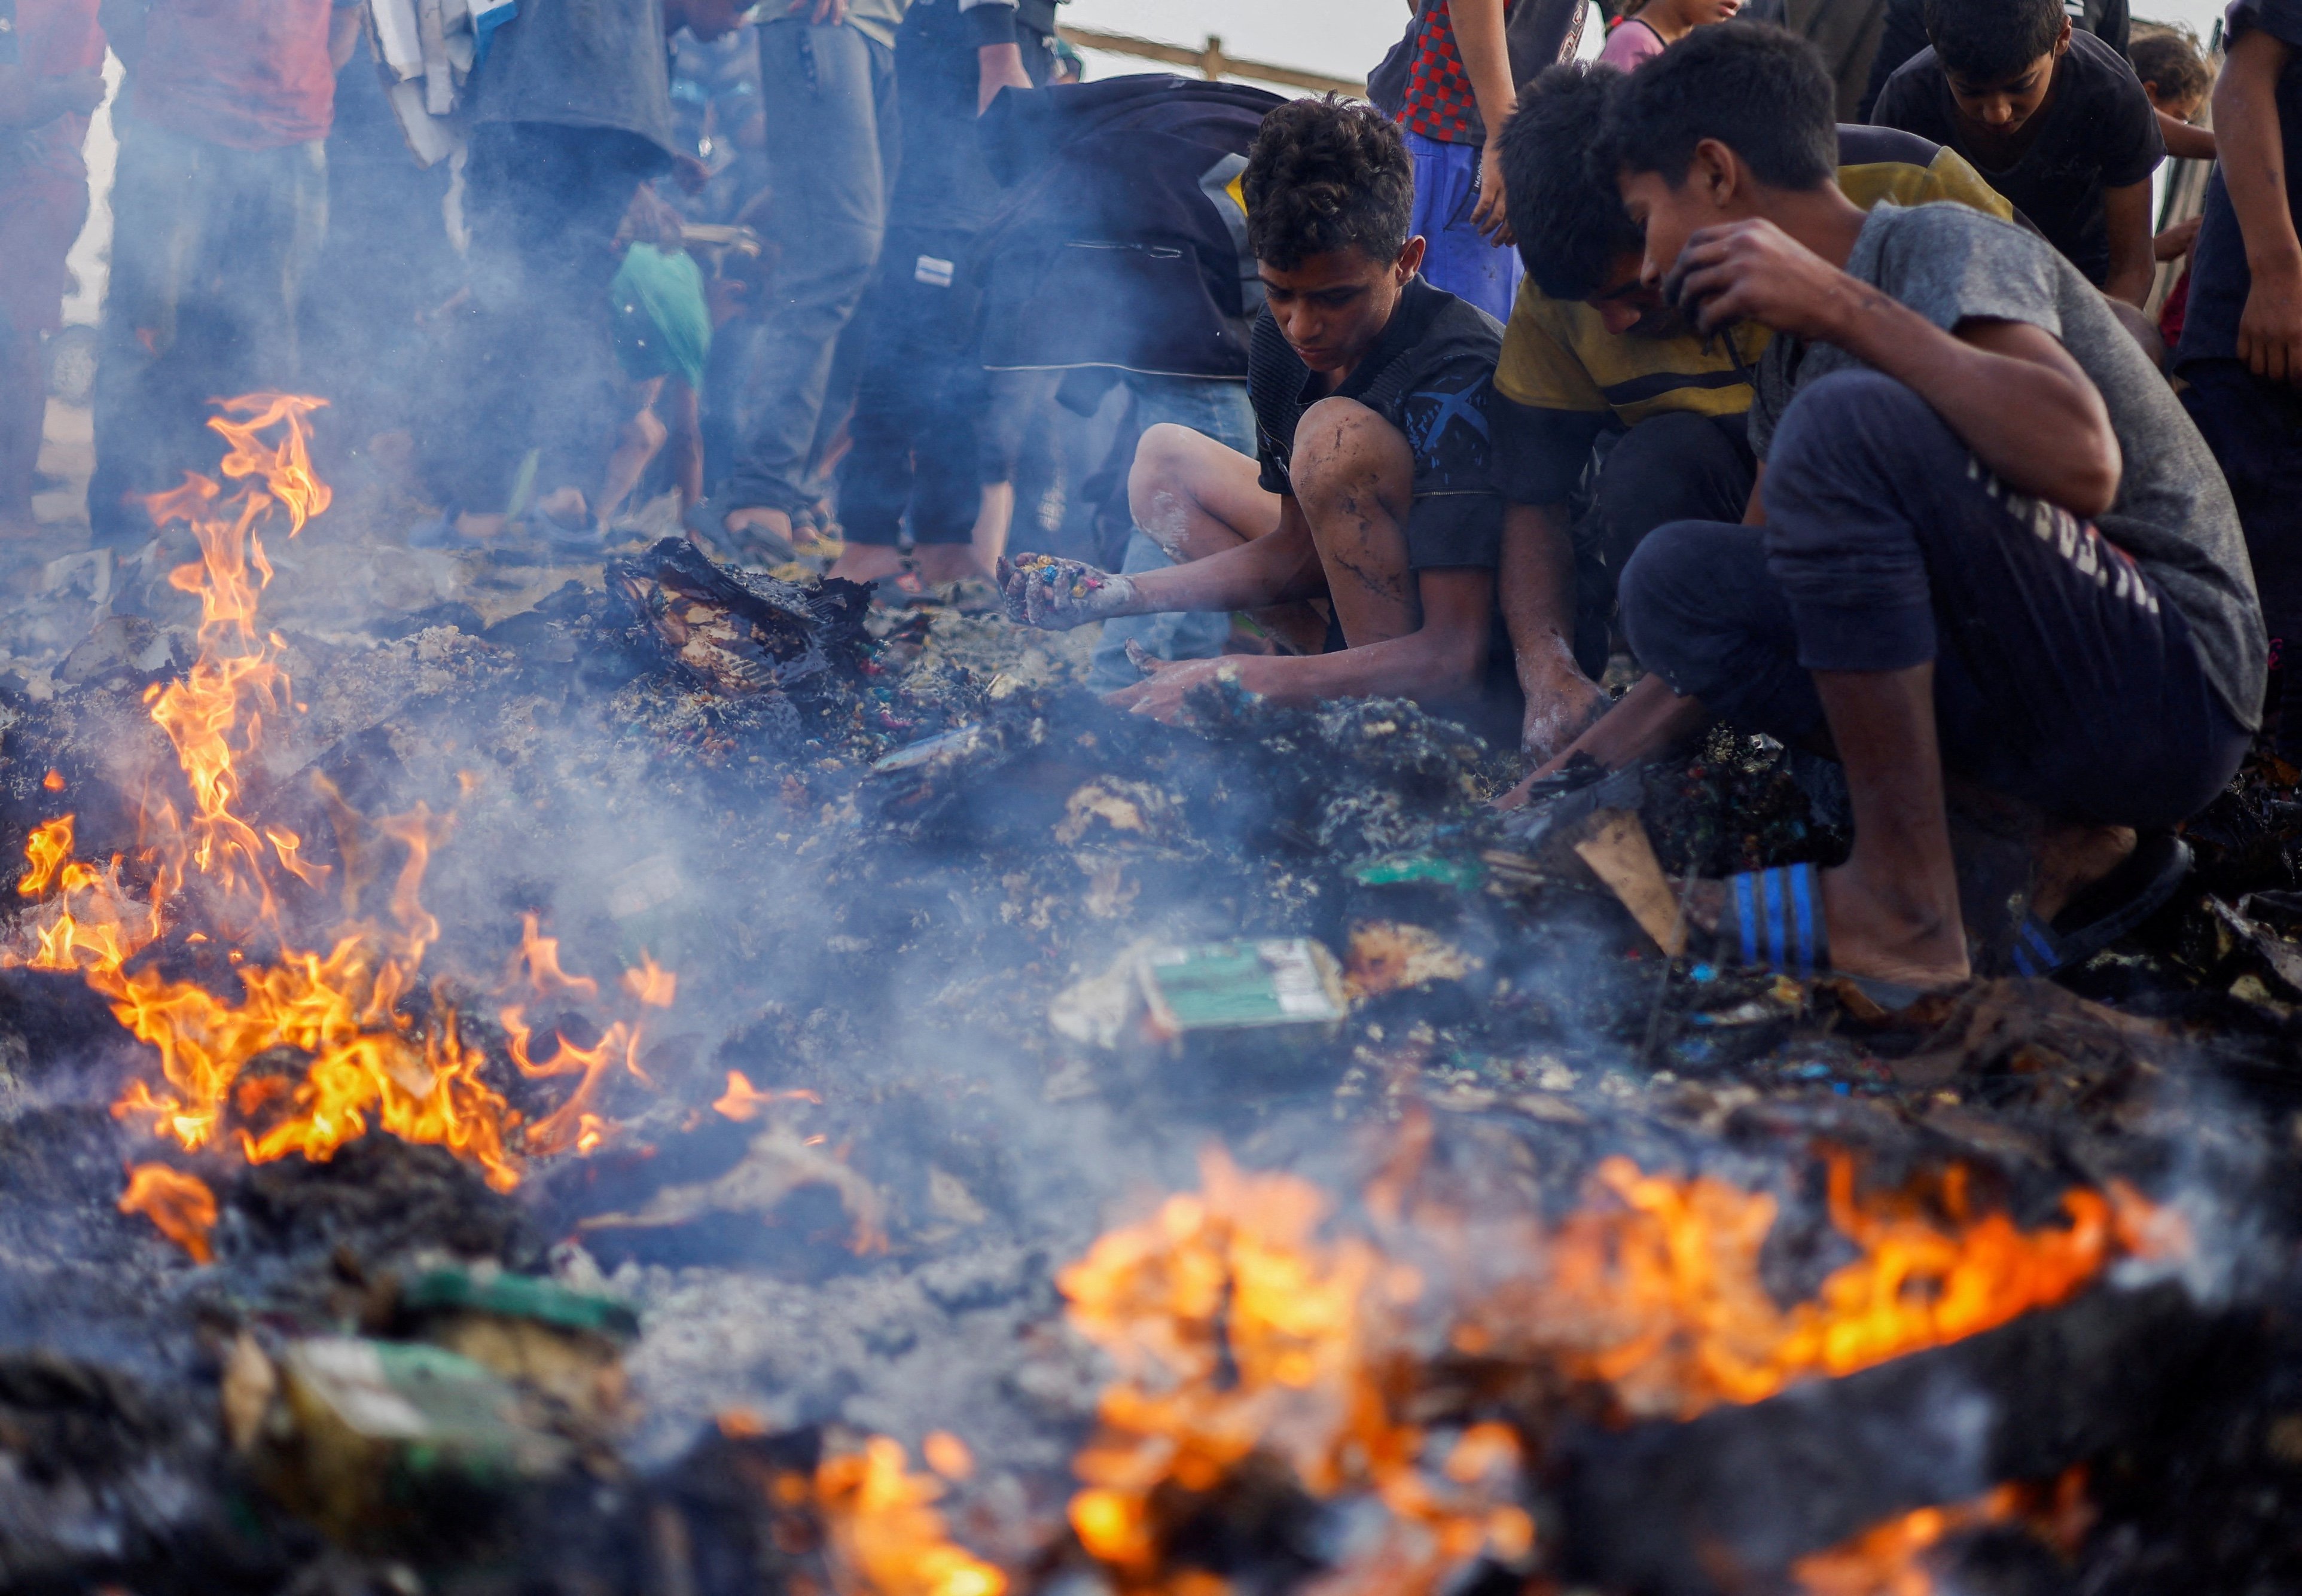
2007, 832, 2191, 977
1722, 862, 1933, 1011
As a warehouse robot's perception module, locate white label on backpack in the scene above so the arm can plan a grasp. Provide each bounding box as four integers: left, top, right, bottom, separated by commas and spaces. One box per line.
914, 255, 956, 289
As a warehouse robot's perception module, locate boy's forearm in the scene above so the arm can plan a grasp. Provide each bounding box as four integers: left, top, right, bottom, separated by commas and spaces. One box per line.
2215, 29, 2302, 279
1124, 505, 1325, 615
2155, 109, 2217, 162
1499, 501, 1579, 684
2102, 180, 2158, 307
1450, 0, 1519, 140
1821, 290, 2118, 515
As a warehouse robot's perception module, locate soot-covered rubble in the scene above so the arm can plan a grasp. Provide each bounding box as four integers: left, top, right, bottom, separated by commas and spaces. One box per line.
0, 514, 2297, 1596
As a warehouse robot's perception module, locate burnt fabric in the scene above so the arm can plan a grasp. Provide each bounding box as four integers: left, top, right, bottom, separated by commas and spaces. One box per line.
1870, 28, 2161, 286
1620, 371, 2248, 827
1249, 277, 1507, 570
976, 76, 1282, 382
420, 121, 664, 514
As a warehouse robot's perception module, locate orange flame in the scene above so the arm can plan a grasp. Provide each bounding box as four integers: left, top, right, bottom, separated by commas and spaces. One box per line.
815, 1435, 1008, 1596
712, 1070, 821, 1122
623, 952, 678, 1008
1059, 1149, 2165, 1591
118, 1162, 218, 1263
1060, 1150, 1536, 1595
4, 396, 675, 1195
511, 912, 600, 1000
1794, 1467, 2091, 1596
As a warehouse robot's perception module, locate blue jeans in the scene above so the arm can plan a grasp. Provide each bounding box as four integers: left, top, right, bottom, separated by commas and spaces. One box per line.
1403, 128, 1520, 324
1619, 371, 2248, 828
724, 21, 899, 517
1085, 377, 1258, 695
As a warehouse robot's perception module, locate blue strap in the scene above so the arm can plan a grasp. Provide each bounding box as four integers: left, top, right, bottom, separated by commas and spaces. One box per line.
1729, 864, 1826, 977
2011, 916, 2061, 978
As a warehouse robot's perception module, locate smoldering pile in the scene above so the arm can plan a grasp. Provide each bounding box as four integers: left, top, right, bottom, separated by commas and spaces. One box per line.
0, 525, 2298, 1596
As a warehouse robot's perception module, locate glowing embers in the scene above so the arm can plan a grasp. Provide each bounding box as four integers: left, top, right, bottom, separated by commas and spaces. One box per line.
1794, 1468, 2093, 1596
816, 1435, 1008, 1596
1060, 1151, 1536, 1596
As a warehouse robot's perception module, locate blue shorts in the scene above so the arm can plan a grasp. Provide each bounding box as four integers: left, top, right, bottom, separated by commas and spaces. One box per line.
1402, 127, 1521, 324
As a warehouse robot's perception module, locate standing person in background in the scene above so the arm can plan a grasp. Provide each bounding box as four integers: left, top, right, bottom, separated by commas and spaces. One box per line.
1382, 0, 1527, 320
2176, 0, 2302, 765
2132, 27, 2216, 349
1869, 0, 2163, 307
824, 0, 1057, 588
1739, 0, 1891, 121
0, 0, 104, 548
88, 0, 361, 552
419, 0, 731, 545
1597, 0, 1744, 72
1859, 0, 2127, 119
712, 0, 910, 560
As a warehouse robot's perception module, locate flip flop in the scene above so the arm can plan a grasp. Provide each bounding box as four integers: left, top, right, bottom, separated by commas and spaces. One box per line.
1721, 862, 1935, 1012
685, 498, 798, 566
2007, 831, 2191, 977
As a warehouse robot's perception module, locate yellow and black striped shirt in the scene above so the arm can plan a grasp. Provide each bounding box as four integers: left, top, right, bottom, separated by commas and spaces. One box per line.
1492, 127, 2015, 505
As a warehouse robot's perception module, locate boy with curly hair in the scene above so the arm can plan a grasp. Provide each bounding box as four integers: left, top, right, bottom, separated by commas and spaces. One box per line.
996, 96, 1510, 727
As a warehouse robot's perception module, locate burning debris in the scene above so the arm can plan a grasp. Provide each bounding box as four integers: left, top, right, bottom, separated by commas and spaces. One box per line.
0, 398, 2295, 1596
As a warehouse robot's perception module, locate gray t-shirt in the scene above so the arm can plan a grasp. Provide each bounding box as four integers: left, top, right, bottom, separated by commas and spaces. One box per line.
1750, 202, 2266, 730
472, 0, 677, 157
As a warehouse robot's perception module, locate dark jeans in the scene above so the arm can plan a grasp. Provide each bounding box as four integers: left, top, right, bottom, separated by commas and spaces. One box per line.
1620, 370, 2249, 828
838, 227, 986, 547
1595, 409, 1757, 579
724, 21, 900, 517
91, 119, 328, 548
2182, 358, 2302, 649
422, 121, 660, 514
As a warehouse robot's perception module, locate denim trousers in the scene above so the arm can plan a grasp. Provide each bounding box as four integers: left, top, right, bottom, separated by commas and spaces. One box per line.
723, 20, 900, 517
1084, 376, 1258, 694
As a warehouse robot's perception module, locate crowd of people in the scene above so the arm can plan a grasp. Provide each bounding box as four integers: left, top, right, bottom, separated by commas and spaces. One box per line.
0, 0, 2297, 1000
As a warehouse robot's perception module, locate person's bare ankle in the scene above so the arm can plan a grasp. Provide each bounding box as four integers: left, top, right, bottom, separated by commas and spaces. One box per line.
1819, 862, 1970, 987
727, 505, 792, 539
2032, 823, 2137, 924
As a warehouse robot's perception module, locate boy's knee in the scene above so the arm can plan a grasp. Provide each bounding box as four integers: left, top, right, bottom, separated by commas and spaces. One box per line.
1618, 518, 1732, 684
1290, 396, 1411, 503
1771, 369, 1933, 467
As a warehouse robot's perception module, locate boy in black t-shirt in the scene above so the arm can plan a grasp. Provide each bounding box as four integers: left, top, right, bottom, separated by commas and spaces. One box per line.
995, 96, 1507, 724
1870, 0, 2163, 304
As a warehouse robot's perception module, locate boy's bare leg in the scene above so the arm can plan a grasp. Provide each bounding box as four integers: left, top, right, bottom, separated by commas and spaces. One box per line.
1809, 663, 1972, 987
1287, 396, 1419, 645
1129, 421, 1325, 652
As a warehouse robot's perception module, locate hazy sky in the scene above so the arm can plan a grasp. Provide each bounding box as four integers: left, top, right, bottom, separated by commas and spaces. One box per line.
1065, 0, 2237, 87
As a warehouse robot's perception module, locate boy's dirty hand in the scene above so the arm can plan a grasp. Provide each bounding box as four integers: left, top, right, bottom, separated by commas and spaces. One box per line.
996, 555, 1138, 630
1103, 655, 1248, 723
1665, 218, 1858, 341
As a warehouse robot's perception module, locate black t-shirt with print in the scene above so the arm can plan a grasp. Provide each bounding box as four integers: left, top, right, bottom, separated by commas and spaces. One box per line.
1249, 276, 1506, 570
1870, 27, 2162, 286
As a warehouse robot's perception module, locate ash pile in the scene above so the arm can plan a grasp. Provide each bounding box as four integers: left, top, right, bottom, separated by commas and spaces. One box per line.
2, 470, 2302, 1596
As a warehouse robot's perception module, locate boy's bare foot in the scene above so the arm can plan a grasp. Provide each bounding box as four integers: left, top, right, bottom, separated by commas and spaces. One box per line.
726, 505, 794, 545
1681, 862, 1971, 991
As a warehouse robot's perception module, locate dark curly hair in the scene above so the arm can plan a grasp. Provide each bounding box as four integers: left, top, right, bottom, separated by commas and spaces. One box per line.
1499, 64, 1641, 303
1922, 0, 2065, 83
1243, 96, 1415, 271
1607, 23, 1836, 191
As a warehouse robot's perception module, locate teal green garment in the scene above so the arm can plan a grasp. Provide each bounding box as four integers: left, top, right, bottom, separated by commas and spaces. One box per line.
610, 243, 711, 390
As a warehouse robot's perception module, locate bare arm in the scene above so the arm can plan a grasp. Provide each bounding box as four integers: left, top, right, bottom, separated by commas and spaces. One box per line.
331, 4, 363, 70
1110, 570, 1495, 716
977, 43, 1033, 113
1499, 502, 1608, 759
1451, 0, 1519, 243
2155, 108, 2217, 162
1671, 220, 2121, 517
1121, 498, 1330, 614
2215, 26, 2302, 384
2101, 179, 2158, 308
1494, 673, 1712, 805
